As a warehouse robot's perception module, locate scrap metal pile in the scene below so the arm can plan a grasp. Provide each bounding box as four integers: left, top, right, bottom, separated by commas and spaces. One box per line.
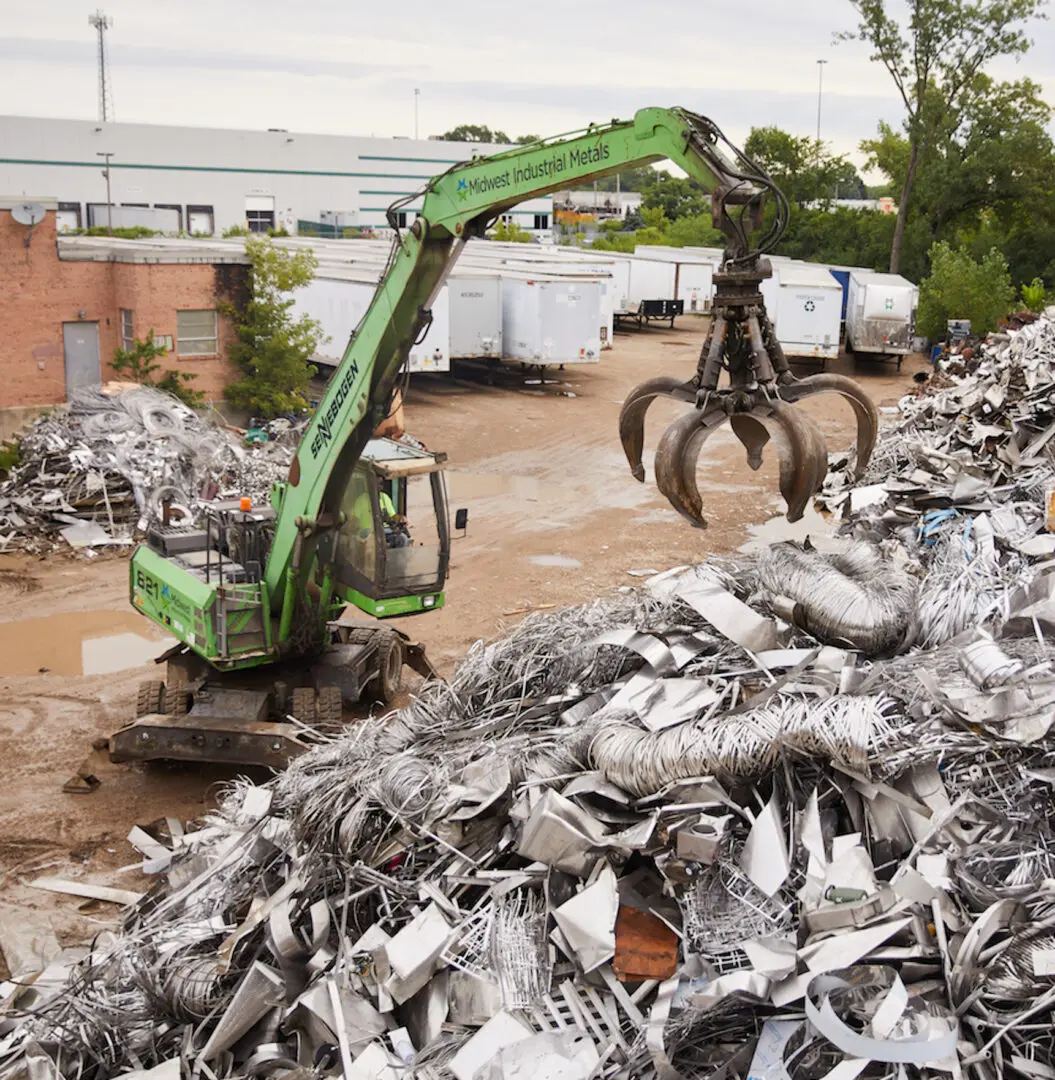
0, 388, 295, 553
9, 321, 1055, 1079
822, 315, 1055, 552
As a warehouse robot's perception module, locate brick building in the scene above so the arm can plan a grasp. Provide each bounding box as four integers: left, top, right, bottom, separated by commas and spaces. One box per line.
0, 199, 248, 427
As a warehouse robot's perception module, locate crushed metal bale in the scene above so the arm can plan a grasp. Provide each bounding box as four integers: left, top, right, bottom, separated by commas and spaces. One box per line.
9, 319, 1055, 1078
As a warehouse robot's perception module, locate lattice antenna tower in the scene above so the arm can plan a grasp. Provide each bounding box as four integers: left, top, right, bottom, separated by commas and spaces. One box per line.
88, 10, 114, 122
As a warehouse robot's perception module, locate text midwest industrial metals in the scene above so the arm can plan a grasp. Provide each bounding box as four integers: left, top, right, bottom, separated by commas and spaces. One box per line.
462, 145, 611, 197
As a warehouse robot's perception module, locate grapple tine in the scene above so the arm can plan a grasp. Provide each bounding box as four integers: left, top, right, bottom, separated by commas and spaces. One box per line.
653, 405, 729, 528
799, 403, 830, 502
618, 376, 696, 482
728, 413, 770, 470
781, 373, 879, 479
767, 401, 828, 521
732, 403, 828, 522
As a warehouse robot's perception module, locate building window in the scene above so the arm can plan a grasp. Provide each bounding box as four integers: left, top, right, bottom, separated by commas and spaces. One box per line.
121, 203, 148, 208
391, 211, 408, 229
86, 203, 114, 228
246, 209, 275, 233
154, 204, 183, 231
177, 310, 218, 356
534, 213, 550, 230
120, 309, 134, 351
57, 202, 82, 232
186, 205, 214, 235
245, 195, 276, 234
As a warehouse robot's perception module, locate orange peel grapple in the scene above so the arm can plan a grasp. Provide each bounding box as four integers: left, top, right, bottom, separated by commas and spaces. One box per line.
620, 254, 878, 528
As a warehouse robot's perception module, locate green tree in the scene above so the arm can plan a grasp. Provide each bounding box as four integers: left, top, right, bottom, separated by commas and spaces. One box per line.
664, 214, 726, 248
641, 172, 710, 219
490, 219, 533, 242
744, 126, 865, 205
439, 123, 511, 143
1021, 277, 1047, 310
622, 208, 644, 231
638, 206, 668, 231
111, 332, 205, 408
223, 237, 327, 419
745, 127, 812, 187
917, 241, 1015, 338
590, 232, 637, 253
514, 134, 540, 145
840, 0, 1045, 273
860, 121, 914, 196
861, 75, 1055, 286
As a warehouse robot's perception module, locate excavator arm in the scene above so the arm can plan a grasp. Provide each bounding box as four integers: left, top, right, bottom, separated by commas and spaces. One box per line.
263, 106, 877, 623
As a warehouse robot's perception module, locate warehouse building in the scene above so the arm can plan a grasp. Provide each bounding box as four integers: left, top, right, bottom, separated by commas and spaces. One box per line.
0, 117, 554, 238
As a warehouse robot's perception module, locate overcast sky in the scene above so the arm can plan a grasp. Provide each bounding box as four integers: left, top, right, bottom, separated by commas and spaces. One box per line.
3, 0, 1053, 178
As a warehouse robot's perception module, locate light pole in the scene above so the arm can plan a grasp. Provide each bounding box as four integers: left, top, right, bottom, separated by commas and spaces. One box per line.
97, 151, 114, 234
414, 88, 420, 139
816, 59, 828, 146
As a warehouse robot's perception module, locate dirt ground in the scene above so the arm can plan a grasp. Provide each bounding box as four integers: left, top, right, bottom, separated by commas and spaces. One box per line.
0, 320, 928, 964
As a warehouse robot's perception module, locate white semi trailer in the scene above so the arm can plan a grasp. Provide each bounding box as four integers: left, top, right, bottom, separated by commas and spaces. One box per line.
845, 271, 919, 367
632, 247, 715, 314
500, 273, 603, 366
447, 275, 503, 360
769, 263, 843, 364
292, 268, 451, 374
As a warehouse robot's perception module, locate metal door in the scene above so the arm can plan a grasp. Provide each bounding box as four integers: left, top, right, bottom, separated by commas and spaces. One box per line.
62, 322, 101, 396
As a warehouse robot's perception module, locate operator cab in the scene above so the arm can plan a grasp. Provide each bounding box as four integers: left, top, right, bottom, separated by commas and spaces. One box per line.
336, 438, 452, 617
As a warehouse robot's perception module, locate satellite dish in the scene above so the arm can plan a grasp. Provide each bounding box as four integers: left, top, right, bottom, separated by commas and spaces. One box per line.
11, 202, 47, 226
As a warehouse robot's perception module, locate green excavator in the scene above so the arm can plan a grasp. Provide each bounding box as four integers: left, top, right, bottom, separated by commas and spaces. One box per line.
110, 106, 878, 769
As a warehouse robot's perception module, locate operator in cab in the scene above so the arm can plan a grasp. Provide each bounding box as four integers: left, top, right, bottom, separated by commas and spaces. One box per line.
377, 476, 410, 549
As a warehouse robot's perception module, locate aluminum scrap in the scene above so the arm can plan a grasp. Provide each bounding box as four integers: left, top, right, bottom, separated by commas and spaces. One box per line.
0, 387, 298, 553
12, 321, 1055, 1079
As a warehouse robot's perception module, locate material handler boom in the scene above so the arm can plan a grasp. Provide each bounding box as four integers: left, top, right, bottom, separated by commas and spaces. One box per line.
119, 106, 878, 767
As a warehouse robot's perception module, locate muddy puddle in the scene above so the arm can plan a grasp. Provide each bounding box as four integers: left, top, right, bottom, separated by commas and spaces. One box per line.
0, 611, 175, 677
738, 502, 835, 553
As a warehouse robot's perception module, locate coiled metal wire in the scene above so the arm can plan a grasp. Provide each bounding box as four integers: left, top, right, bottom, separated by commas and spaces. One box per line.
587, 694, 899, 796
756, 541, 918, 655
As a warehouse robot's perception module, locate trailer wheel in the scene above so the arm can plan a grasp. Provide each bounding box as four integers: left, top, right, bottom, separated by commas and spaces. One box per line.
376, 633, 405, 704
136, 680, 165, 717
291, 687, 317, 724
844, 334, 855, 356
163, 685, 190, 717
316, 686, 344, 730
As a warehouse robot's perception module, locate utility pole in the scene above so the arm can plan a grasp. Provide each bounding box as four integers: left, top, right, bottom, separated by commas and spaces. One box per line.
414, 88, 420, 139
97, 152, 114, 234
815, 59, 827, 146
88, 10, 113, 122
